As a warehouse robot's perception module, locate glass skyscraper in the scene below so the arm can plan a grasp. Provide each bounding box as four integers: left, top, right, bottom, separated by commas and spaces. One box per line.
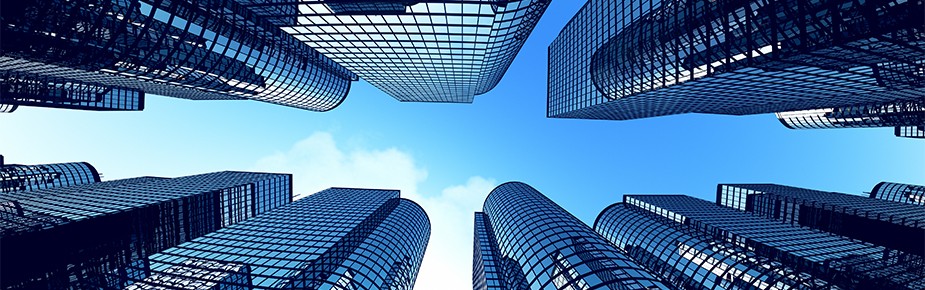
1, 157, 101, 193
98, 187, 430, 290
548, 0, 923, 136
596, 184, 925, 290
1, 0, 356, 112
0, 170, 292, 289
473, 181, 670, 290
252, 0, 551, 103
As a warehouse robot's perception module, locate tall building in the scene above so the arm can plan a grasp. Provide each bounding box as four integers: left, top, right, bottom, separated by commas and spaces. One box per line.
0, 157, 101, 193
1, 0, 356, 113
249, 0, 551, 103
0, 170, 292, 289
473, 181, 670, 290
871, 182, 925, 206
596, 191, 925, 290
718, 183, 924, 255
548, 0, 924, 136
97, 187, 430, 290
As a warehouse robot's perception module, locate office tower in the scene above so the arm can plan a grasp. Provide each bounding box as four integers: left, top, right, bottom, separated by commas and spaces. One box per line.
1, 0, 356, 113
548, 0, 923, 134
249, 0, 550, 103
895, 125, 925, 138
0, 171, 292, 289
473, 182, 670, 290
775, 99, 925, 135
718, 183, 925, 255
0, 158, 101, 193
99, 187, 430, 290
871, 182, 925, 206
597, 194, 925, 290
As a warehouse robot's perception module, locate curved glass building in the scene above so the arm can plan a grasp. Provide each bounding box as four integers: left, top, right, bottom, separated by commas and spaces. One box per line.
602, 194, 924, 290
255, 0, 551, 103
474, 181, 669, 290
596, 202, 822, 290
871, 182, 925, 206
0, 160, 101, 193
1, 0, 356, 112
548, 0, 923, 136
101, 187, 430, 290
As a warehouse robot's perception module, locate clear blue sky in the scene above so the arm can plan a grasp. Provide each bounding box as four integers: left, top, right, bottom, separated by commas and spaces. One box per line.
1, 1, 922, 289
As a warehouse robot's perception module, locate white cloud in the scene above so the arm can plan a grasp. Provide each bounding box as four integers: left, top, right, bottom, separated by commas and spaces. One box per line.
253, 131, 496, 290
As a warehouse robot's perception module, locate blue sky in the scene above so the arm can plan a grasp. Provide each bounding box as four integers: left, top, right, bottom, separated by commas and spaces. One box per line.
1, 0, 922, 289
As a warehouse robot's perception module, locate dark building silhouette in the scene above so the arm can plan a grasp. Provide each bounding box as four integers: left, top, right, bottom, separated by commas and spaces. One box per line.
548, 0, 923, 136
473, 181, 669, 290
244, 0, 550, 103
597, 193, 924, 290
871, 182, 925, 206
1, 158, 101, 193
0, 171, 292, 289
100, 187, 430, 290
1, 0, 356, 112
895, 125, 925, 138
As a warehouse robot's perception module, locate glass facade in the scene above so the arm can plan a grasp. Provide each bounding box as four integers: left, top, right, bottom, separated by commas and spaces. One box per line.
252, 0, 550, 103
596, 202, 823, 290
548, 0, 924, 125
475, 181, 670, 290
0, 171, 292, 289
1, 161, 101, 194
895, 125, 925, 138
100, 187, 430, 290
871, 182, 925, 206
620, 194, 924, 289
1, 0, 356, 112
718, 183, 925, 255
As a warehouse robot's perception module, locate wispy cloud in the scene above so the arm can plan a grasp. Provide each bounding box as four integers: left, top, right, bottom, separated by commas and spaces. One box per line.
253, 131, 495, 290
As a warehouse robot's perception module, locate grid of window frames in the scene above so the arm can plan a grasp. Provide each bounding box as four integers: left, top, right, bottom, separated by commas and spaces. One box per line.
473, 212, 507, 290
1, 0, 356, 112
0, 162, 101, 194
871, 182, 925, 206
480, 181, 670, 290
549, 0, 924, 121
0, 71, 145, 111
895, 125, 925, 138
0, 171, 291, 289
718, 183, 925, 256
775, 99, 925, 134
103, 188, 430, 290
243, 0, 550, 103
625, 194, 925, 289
595, 202, 830, 290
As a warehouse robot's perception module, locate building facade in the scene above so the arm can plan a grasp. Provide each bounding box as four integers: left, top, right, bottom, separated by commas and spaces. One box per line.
597, 193, 924, 290
474, 181, 670, 290
246, 0, 550, 103
871, 182, 925, 206
1, 158, 101, 193
717, 183, 925, 255
1, 0, 356, 112
0, 171, 292, 289
548, 0, 924, 135
100, 187, 430, 290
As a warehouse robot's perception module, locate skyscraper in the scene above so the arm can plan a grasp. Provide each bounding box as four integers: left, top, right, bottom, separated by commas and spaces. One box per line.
548, 0, 923, 135
596, 189, 925, 289
1, 157, 101, 193
249, 0, 551, 103
0, 170, 292, 289
718, 183, 924, 255
473, 181, 670, 290
97, 187, 430, 290
1, 0, 356, 112
870, 182, 925, 206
